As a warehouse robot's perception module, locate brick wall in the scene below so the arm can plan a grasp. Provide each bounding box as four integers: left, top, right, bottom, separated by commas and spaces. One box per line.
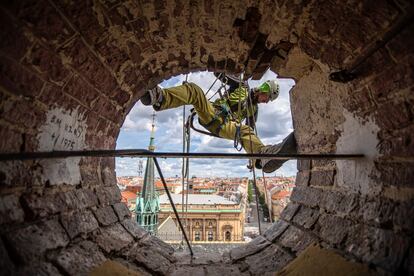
0, 0, 413, 275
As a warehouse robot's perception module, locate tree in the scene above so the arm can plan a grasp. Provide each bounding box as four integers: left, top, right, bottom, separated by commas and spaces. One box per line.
247, 180, 253, 203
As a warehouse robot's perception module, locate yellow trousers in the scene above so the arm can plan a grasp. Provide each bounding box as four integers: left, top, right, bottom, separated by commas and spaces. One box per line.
158, 83, 264, 154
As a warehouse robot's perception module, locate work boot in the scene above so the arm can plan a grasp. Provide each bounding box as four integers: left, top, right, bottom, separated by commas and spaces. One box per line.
141, 86, 163, 107
259, 132, 297, 173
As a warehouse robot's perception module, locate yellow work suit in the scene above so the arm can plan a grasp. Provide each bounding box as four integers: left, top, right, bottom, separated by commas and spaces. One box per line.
157, 82, 264, 154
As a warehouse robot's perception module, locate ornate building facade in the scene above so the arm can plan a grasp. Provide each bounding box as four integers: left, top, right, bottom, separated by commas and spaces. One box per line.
158, 194, 245, 242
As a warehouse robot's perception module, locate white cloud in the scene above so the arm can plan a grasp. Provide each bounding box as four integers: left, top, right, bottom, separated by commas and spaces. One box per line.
116, 70, 297, 177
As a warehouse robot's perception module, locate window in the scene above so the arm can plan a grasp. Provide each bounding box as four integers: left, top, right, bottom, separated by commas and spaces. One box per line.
195, 231, 201, 241
225, 231, 231, 241
208, 231, 213, 241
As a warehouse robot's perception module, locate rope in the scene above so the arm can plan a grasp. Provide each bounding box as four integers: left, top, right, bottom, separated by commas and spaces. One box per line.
244, 77, 262, 235
181, 74, 189, 246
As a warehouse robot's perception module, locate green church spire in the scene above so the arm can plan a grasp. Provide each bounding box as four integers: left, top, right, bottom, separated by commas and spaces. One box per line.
136, 112, 159, 235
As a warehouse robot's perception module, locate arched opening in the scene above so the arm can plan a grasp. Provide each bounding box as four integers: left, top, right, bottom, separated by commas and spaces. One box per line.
0, 1, 412, 275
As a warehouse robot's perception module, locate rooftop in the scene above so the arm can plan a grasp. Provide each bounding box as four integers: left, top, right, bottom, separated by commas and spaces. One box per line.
159, 194, 237, 205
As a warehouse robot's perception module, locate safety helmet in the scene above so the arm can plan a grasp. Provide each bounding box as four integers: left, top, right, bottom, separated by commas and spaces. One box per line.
257, 80, 279, 101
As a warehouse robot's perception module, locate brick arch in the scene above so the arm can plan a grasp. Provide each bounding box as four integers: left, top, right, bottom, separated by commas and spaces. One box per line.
0, 0, 413, 275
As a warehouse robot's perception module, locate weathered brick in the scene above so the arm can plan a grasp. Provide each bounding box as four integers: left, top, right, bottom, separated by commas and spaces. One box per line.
19, 262, 62, 276
22, 190, 78, 218
93, 205, 118, 226
345, 225, 409, 271
263, 219, 289, 242
0, 56, 44, 98
120, 218, 147, 240
101, 166, 117, 187
320, 190, 359, 217
96, 185, 122, 206
0, 126, 23, 153
94, 223, 134, 253
374, 160, 414, 187
403, 244, 414, 275
123, 242, 173, 275
230, 236, 271, 261
290, 186, 323, 208
393, 200, 414, 233
378, 126, 414, 157
2, 96, 46, 130
61, 210, 99, 239
12, 0, 74, 47
295, 170, 309, 186
0, 194, 25, 224
315, 214, 352, 245
292, 206, 319, 229
0, 9, 30, 60
280, 203, 300, 221
138, 234, 175, 261
113, 202, 131, 221
375, 101, 411, 131
75, 189, 98, 209
245, 243, 293, 275
358, 197, 395, 227
6, 219, 69, 262
0, 238, 15, 275
278, 225, 318, 254
309, 170, 335, 187
0, 161, 33, 187
54, 241, 106, 275
23, 43, 70, 85
63, 75, 101, 106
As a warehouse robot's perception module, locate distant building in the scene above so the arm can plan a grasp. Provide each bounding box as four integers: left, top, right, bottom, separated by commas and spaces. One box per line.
135, 114, 160, 235
158, 194, 245, 242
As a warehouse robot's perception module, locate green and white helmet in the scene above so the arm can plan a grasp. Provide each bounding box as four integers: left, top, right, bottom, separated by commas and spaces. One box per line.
257, 80, 279, 101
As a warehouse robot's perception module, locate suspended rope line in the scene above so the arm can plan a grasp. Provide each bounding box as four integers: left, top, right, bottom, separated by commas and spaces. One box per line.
181, 74, 189, 245
242, 75, 262, 235
247, 87, 274, 226
204, 73, 221, 99
261, 171, 273, 223
184, 121, 190, 241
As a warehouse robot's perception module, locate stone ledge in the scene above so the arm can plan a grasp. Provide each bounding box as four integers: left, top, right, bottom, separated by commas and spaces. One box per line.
94, 223, 134, 253
263, 219, 289, 242
229, 236, 271, 261
245, 243, 294, 275
6, 218, 69, 262
61, 210, 99, 239
53, 241, 106, 275
93, 205, 118, 226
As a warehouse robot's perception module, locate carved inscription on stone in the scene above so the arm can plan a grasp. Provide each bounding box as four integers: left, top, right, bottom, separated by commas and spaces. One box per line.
37, 107, 87, 185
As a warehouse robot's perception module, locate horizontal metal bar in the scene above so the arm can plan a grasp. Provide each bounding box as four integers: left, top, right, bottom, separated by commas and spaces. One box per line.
0, 149, 364, 161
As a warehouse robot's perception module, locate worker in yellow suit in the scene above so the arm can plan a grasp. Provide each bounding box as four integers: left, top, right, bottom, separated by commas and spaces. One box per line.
140, 75, 296, 173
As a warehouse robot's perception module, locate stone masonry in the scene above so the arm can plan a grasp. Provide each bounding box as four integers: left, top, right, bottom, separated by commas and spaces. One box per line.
0, 0, 413, 275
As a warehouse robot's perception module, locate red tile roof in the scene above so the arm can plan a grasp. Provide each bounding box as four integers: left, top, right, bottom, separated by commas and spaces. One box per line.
271, 190, 291, 200
121, 191, 137, 202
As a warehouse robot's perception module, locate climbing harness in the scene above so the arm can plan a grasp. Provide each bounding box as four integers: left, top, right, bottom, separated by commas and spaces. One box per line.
187, 72, 250, 151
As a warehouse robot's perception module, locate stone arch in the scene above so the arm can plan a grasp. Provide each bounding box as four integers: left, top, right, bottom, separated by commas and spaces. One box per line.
0, 0, 413, 275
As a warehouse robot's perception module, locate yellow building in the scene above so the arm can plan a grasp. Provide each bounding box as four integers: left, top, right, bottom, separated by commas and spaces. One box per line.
158, 194, 245, 242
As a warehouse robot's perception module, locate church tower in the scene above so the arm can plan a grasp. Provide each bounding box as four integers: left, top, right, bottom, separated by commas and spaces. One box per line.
136, 113, 159, 235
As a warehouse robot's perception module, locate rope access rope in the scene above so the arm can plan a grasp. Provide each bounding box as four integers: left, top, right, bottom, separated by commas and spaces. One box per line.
242, 75, 262, 235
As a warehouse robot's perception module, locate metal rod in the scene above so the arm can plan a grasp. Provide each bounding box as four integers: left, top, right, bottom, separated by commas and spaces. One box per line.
0, 149, 364, 161
153, 157, 194, 256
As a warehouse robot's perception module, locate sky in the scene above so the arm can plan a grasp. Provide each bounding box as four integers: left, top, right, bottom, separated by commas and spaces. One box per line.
115, 70, 297, 178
